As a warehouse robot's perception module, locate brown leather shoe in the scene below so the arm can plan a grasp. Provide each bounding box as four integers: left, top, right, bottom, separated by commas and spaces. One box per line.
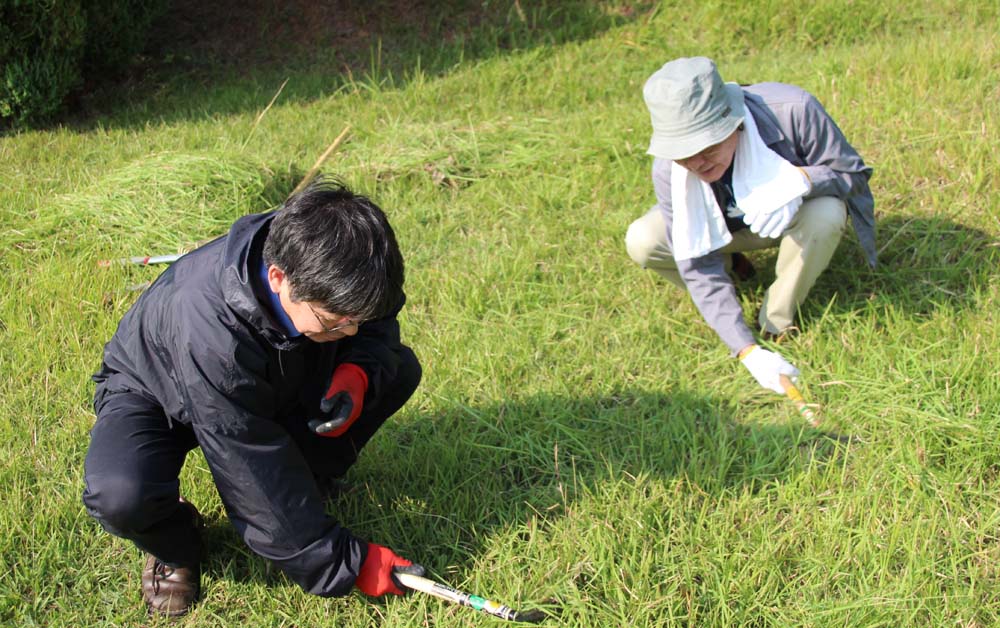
762, 325, 800, 344
142, 555, 201, 617
731, 252, 756, 281
142, 500, 203, 617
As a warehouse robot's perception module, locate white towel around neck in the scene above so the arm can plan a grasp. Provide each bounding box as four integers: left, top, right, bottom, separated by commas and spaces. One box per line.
670, 109, 810, 261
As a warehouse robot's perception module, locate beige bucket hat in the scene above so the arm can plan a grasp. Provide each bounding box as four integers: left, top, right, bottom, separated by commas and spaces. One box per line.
643, 57, 745, 160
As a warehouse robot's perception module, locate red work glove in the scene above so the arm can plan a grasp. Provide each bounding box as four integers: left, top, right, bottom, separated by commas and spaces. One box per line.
308, 363, 368, 437
355, 543, 422, 597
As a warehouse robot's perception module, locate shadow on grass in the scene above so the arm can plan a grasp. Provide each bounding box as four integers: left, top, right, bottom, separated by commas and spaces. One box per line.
197, 388, 846, 589
60, 0, 654, 131
735, 215, 997, 326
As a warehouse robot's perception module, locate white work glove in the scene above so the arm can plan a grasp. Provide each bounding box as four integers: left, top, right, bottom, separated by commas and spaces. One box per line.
739, 345, 800, 394
742, 168, 811, 239
744, 200, 800, 239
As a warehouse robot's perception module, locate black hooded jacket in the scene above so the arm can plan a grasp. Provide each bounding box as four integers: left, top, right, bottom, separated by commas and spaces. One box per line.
93, 211, 407, 596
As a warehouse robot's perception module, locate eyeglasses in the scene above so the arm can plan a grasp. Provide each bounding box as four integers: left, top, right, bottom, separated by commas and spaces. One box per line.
305, 302, 364, 334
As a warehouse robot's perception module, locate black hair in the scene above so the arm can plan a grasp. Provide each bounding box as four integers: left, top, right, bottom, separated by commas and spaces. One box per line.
262, 178, 404, 320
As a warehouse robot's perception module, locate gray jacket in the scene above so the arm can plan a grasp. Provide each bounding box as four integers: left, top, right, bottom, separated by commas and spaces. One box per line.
652, 82, 875, 353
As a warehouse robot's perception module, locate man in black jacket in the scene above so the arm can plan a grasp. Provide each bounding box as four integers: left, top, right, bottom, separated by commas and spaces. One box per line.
83, 180, 424, 617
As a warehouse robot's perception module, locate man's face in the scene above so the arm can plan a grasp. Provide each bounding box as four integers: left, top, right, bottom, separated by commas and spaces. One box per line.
674, 128, 740, 183
267, 265, 361, 342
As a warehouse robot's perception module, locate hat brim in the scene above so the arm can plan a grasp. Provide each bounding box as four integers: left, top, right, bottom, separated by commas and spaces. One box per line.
646, 83, 746, 161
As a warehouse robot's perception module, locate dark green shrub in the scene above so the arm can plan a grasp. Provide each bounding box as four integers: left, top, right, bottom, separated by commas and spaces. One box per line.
0, 0, 87, 125
0, 0, 167, 127
83, 0, 168, 73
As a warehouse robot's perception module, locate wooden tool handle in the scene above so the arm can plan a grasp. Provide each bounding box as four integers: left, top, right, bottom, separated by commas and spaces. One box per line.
779, 375, 820, 427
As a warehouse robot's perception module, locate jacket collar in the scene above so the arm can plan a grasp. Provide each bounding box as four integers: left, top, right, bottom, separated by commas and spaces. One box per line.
219, 212, 311, 352
743, 91, 786, 148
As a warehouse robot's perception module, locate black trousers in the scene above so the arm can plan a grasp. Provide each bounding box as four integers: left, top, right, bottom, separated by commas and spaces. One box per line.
82, 347, 420, 567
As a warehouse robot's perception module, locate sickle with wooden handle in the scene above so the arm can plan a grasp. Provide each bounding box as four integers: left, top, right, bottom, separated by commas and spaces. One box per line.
779, 374, 820, 427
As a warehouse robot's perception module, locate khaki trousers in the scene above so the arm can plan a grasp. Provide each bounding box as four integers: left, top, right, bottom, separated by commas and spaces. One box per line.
625, 196, 847, 334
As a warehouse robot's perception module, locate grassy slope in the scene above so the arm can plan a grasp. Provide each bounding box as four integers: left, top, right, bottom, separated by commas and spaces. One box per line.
1, 1, 999, 625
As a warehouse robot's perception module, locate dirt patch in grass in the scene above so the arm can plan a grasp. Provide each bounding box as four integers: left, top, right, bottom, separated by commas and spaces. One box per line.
72, 0, 652, 125
145, 0, 502, 73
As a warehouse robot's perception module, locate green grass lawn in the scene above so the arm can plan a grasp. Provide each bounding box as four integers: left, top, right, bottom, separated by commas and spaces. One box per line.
2, 0, 1000, 625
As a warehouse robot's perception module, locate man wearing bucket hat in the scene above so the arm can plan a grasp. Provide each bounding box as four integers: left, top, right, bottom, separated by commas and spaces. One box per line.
625, 56, 874, 394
